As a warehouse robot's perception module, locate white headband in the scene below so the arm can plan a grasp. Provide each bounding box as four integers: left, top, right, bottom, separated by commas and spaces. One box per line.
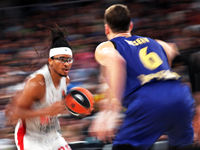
49, 47, 73, 58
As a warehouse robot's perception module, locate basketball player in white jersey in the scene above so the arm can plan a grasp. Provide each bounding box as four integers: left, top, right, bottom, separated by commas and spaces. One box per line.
6, 23, 73, 150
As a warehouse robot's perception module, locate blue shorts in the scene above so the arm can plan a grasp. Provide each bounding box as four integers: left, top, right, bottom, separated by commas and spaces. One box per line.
113, 80, 195, 150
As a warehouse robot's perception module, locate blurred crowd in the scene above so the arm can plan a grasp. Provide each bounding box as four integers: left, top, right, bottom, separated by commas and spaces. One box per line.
0, 0, 200, 149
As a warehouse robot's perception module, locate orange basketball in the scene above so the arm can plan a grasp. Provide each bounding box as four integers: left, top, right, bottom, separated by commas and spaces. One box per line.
65, 87, 94, 117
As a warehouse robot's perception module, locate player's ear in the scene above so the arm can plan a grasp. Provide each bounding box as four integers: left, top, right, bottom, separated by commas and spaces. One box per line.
105, 24, 110, 35
129, 21, 133, 32
48, 57, 53, 66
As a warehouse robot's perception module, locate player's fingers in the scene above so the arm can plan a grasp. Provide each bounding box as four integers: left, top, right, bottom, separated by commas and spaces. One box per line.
98, 126, 108, 143
88, 126, 96, 137
193, 140, 200, 148
56, 100, 64, 105
98, 134, 106, 143
62, 91, 66, 100
88, 122, 100, 137
107, 130, 114, 143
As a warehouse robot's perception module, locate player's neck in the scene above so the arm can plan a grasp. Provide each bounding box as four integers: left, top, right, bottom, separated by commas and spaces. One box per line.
49, 67, 61, 88
114, 32, 131, 38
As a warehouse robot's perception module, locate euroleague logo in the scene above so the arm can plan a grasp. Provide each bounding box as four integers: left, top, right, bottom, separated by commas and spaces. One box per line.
65, 87, 94, 116
71, 103, 75, 108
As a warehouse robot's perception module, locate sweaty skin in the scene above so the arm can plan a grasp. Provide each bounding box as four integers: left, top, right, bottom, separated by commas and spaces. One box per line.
6, 54, 72, 125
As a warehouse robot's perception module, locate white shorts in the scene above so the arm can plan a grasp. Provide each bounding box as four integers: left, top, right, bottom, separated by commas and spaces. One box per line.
15, 121, 72, 150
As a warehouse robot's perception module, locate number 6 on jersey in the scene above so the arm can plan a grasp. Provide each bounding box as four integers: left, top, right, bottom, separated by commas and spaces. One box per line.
139, 46, 163, 70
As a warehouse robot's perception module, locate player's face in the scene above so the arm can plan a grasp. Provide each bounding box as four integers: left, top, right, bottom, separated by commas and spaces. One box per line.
49, 54, 73, 77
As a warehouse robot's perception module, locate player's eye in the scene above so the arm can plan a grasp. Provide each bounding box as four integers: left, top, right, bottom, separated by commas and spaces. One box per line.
52, 57, 74, 64
66, 58, 74, 64
59, 57, 74, 64
59, 58, 66, 62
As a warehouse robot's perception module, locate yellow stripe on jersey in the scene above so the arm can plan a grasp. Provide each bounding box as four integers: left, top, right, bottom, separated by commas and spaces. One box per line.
137, 70, 181, 85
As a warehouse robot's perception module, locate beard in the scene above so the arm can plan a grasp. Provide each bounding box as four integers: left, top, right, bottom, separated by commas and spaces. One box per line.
51, 66, 68, 77
59, 73, 67, 77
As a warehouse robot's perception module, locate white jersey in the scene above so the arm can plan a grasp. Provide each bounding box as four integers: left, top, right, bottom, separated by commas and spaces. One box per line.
23, 64, 67, 137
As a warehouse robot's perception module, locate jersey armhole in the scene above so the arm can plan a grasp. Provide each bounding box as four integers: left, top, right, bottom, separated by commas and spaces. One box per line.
110, 40, 117, 49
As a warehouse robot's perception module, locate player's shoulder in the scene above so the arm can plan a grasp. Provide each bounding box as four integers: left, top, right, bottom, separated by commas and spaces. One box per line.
95, 41, 123, 66
155, 39, 168, 46
96, 41, 114, 51
95, 41, 115, 57
155, 39, 179, 63
26, 74, 45, 86
24, 74, 45, 97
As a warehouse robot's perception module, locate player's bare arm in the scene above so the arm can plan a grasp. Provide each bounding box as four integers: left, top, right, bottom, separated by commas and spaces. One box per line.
5, 89, 23, 124
90, 41, 125, 142
14, 74, 65, 120
155, 39, 179, 66
95, 41, 126, 103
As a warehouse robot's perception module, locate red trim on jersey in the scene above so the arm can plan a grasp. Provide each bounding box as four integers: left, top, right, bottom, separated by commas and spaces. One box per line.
17, 123, 26, 150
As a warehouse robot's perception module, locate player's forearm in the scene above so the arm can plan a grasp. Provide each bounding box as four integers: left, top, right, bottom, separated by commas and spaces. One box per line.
15, 107, 51, 119
109, 59, 126, 102
109, 98, 121, 113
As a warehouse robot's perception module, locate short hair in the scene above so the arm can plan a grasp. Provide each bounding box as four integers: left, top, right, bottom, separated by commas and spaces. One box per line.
104, 4, 131, 33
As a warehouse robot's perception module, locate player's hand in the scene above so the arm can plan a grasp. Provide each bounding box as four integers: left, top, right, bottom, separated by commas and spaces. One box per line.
89, 110, 117, 143
48, 101, 66, 116
5, 104, 18, 125
89, 112, 107, 142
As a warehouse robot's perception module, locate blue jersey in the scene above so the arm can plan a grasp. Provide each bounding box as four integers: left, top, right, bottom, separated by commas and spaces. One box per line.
110, 36, 194, 150
111, 35, 180, 104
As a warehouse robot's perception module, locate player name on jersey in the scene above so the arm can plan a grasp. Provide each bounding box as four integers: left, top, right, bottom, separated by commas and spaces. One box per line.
125, 37, 149, 46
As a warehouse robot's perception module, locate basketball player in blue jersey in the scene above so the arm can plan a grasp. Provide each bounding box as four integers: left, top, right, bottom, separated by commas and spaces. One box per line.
89, 4, 196, 150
